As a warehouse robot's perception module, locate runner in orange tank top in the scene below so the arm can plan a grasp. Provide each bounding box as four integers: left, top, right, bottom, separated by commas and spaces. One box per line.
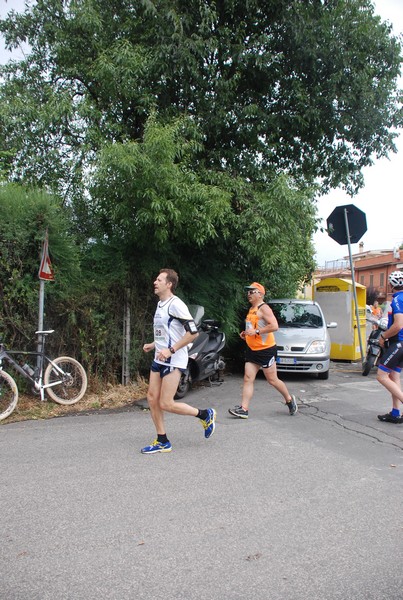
244, 302, 276, 351
228, 282, 298, 419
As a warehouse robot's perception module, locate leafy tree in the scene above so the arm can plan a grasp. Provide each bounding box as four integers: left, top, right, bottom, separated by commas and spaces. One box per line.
88, 114, 231, 275
0, 0, 401, 196
0, 184, 80, 343
86, 115, 317, 333
0, 184, 137, 380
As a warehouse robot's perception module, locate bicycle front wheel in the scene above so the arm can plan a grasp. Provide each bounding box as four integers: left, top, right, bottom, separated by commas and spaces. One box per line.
0, 370, 19, 421
44, 357, 88, 405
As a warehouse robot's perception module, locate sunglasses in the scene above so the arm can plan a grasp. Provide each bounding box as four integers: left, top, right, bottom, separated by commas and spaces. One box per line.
247, 290, 259, 294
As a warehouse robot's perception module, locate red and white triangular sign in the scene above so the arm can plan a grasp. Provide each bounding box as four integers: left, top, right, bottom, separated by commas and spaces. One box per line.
38, 231, 55, 281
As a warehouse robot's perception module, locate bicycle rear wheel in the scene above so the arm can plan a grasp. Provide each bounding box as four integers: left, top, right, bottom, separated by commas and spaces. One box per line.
44, 356, 87, 405
0, 369, 19, 421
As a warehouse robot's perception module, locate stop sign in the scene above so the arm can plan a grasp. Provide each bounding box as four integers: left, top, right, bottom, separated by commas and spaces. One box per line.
326, 204, 367, 245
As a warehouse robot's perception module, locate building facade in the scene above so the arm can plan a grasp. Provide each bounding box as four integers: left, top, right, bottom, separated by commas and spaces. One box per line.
353, 248, 403, 303
312, 246, 403, 303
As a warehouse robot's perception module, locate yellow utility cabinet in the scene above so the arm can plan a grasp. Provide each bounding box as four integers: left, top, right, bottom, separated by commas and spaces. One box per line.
314, 278, 366, 361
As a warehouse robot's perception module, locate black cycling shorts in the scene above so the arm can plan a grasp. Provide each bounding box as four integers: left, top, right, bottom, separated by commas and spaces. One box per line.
379, 342, 403, 373
245, 345, 277, 369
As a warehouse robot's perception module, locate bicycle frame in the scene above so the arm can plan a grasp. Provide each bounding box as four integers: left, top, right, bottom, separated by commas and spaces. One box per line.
0, 344, 71, 402
0, 330, 87, 419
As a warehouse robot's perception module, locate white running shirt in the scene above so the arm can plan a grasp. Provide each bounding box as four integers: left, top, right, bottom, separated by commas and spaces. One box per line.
154, 296, 194, 369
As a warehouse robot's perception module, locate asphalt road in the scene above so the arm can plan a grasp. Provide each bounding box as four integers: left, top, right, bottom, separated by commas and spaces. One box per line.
1, 363, 402, 600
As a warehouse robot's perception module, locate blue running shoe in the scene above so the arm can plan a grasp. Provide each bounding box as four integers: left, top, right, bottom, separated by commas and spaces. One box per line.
201, 408, 216, 439
141, 439, 172, 454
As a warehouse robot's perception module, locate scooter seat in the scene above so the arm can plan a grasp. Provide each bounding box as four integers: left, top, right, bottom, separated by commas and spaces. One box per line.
201, 319, 221, 329
204, 332, 224, 352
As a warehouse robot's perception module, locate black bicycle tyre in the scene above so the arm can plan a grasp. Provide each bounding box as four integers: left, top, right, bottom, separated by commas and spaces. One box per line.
0, 370, 19, 421
362, 353, 376, 376
44, 356, 87, 405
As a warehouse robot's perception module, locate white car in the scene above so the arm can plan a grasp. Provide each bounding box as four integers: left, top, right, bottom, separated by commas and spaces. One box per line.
268, 299, 337, 380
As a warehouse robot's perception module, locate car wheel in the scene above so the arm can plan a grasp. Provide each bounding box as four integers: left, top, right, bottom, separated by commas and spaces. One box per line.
317, 370, 329, 380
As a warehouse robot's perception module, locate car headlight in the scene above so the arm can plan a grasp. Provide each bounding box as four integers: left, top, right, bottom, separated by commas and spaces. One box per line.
307, 340, 326, 354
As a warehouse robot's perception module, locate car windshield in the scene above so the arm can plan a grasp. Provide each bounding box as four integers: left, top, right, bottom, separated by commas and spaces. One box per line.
269, 303, 323, 328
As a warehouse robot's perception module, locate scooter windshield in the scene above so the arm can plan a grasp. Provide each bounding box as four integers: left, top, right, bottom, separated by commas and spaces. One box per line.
188, 304, 205, 326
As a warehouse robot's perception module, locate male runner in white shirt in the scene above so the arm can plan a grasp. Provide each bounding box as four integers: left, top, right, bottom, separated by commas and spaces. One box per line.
141, 268, 216, 453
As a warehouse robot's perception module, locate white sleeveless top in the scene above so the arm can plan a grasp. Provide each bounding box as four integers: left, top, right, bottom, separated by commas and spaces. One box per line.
154, 296, 194, 369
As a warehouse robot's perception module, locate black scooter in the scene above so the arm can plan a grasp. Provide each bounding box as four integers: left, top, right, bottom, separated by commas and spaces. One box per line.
174, 305, 226, 399
362, 316, 388, 376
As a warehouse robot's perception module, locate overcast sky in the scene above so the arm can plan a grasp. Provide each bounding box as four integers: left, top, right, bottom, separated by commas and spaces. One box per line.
1, 0, 402, 266
314, 0, 403, 265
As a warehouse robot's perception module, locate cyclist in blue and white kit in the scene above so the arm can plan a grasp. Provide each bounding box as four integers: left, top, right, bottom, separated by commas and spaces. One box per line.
377, 270, 403, 424
141, 268, 216, 453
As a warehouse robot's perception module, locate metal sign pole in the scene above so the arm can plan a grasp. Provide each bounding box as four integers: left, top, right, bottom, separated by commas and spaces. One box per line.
122, 288, 131, 385
344, 208, 364, 361
38, 280, 44, 332
37, 279, 45, 372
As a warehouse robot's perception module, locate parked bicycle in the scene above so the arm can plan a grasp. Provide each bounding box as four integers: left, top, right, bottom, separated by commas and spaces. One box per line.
0, 329, 88, 421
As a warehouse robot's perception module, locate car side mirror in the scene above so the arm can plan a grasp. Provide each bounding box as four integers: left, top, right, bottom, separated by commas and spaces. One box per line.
326, 322, 337, 328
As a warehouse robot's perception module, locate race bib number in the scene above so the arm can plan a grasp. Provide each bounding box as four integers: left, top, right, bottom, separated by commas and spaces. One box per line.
154, 327, 167, 343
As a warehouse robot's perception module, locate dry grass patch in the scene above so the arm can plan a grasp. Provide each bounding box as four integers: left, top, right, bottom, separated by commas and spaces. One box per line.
1, 377, 149, 424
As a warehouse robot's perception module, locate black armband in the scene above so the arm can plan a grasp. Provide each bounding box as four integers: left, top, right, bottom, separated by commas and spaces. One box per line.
168, 305, 198, 334
184, 320, 198, 334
